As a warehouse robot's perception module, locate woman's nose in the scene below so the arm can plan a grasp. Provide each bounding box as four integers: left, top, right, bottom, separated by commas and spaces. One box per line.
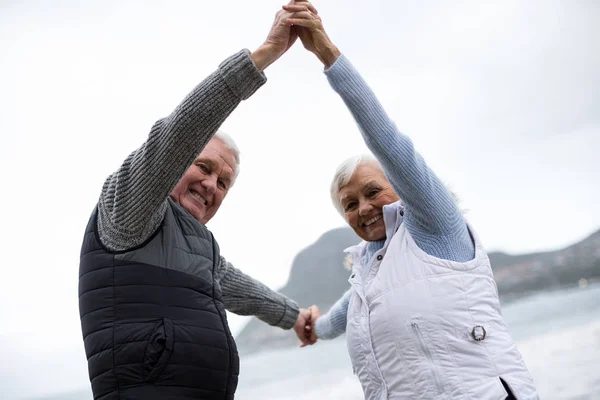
358, 201, 373, 216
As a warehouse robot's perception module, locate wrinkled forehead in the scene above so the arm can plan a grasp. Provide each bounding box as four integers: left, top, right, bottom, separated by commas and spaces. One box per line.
348, 163, 387, 187
339, 164, 388, 199
196, 139, 237, 175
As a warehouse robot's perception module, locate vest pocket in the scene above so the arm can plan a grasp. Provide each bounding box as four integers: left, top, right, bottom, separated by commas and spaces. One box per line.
143, 317, 174, 382
410, 319, 445, 395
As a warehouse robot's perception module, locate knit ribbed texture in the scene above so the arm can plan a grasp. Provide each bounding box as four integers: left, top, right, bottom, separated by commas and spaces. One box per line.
315, 289, 352, 339
95, 49, 298, 330
324, 55, 474, 262
316, 55, 476, 340
98, 49, 265, 251
217, 257, 300, 329
363, 239, 385, 266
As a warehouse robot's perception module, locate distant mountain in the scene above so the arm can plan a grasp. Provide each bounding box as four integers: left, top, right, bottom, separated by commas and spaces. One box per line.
234, 228, 359, 355
236, 227, 600, 355
491, 228, 600, 299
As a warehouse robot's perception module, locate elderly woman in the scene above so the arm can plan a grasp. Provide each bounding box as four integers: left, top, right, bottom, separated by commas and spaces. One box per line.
286, 2, 539, 399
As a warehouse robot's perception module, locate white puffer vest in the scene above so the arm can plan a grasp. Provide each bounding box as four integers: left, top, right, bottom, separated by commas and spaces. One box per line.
345, 201, 539, 400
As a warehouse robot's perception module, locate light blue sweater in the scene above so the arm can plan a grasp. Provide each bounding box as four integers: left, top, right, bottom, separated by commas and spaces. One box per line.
315, 55, 475, 339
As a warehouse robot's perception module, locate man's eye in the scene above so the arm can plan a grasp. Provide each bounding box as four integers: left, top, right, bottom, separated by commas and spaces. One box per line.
198, 164, 210, 173
217, 180, 227, 190
368, 189, 380, 197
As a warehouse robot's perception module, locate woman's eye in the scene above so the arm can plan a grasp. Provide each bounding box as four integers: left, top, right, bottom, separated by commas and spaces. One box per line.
368, 189, 380, 197
344, 202, 357, 212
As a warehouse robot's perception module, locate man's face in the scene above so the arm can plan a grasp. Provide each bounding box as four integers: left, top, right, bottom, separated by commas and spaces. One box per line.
170, 138, 237, 224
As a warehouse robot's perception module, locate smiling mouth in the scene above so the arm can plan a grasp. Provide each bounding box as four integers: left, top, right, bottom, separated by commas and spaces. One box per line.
189, 189, 207, 205
363, 215, 382, 228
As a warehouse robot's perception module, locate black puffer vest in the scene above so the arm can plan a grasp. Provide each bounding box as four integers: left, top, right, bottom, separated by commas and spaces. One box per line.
79, 199, 238, 399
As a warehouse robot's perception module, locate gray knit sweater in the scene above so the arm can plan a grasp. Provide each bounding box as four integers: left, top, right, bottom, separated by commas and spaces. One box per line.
96, 49, 299, 330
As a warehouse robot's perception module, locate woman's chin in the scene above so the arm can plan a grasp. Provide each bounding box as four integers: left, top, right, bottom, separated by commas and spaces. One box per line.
357, 227, 386, 242
369, 233, 386, 242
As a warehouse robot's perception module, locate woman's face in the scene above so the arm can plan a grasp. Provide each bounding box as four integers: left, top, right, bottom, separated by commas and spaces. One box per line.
338, 164, 399, 242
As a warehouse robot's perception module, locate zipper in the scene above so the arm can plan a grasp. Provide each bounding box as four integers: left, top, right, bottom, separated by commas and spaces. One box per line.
364, 249, 385, 288
349, 270, 387, 397
210, 233, 234, 398
411, 321, 444, 394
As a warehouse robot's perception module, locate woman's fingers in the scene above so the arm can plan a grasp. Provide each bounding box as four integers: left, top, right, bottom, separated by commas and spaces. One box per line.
283, 1, 318, 14
282, 4, 309, 13
301, 1, 318, 14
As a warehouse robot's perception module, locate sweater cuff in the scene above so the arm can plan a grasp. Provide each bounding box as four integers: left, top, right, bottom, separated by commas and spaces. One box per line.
275, 298, 300, 330
323, 54, 355, 88
219, 49, 267, 100
315, 314, 334, 339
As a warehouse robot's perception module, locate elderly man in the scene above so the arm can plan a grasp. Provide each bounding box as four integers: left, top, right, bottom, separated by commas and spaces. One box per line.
78, 8, 313, 400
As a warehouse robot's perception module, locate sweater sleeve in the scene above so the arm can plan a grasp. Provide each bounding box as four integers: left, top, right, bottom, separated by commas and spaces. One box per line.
324, 55, 474, 262
315, 289, 352, 340
98, 49, 266, 251
216, 256, 300, 330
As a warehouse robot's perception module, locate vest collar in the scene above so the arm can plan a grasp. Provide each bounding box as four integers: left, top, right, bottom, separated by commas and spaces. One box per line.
343, 200, 404, 270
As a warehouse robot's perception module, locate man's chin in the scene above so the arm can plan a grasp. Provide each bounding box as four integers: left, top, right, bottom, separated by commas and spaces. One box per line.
181, 201, 205, 222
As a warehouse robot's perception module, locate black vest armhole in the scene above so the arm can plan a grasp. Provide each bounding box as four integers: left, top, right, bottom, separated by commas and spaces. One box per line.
92, 207, 166, 255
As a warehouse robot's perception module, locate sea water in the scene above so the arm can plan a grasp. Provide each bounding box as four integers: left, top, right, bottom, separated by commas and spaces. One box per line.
236, 285, 600, 400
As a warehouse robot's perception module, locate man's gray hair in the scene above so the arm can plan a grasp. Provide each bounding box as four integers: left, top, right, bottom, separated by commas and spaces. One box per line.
213, 130, 241, 181
330, 154, 383, 216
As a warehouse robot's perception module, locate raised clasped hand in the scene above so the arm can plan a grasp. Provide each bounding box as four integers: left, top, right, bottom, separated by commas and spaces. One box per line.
282, 1, 341, 67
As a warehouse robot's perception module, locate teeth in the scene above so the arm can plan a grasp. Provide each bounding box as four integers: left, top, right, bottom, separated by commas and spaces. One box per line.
190, 190, 207, 205
365, 215, 382, 227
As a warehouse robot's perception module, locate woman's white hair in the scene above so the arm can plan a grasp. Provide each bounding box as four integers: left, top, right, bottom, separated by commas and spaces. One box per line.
330, 154, 383, 216
330, 154, 463, 217
213, 130, 241, 181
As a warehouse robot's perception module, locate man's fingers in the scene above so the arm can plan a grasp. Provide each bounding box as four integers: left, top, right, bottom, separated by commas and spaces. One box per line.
286, 17, 317, 28
290, 11, 314, 20
300, 308, 312, 321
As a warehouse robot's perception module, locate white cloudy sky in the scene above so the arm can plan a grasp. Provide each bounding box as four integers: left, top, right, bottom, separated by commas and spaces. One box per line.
1, 0, 598, 398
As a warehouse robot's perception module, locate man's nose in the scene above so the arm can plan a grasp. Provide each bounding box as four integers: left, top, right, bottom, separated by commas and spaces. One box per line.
201, 176, 217, 195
